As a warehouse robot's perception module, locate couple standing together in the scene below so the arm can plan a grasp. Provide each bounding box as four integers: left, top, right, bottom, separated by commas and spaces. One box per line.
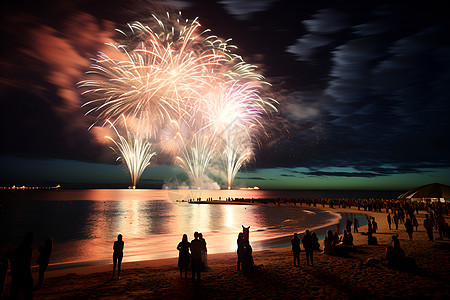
177, 232, 207, 282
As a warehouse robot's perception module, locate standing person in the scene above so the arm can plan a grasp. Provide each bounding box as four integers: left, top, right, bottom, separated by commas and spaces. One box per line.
387, 213, 392, 230
423, 214, 434, 241
112, 234, 124, 280
36, 238, 53, 289
291, 233, 301, 266
346, 219, 352, 233
436, 214, 446, 239
301, 230, 313, 266
393, 212, 399, 230
237, 233, 245, 271
412, 215, 419, 232
10, 232, 34, 300
190, 232, 202, 282
177, 234, 190, 278
198, 233, 207, 271
367, 218, 373, 234
353, 218, 359, 233
405, 218, 414, 240
372, 218, 378, 233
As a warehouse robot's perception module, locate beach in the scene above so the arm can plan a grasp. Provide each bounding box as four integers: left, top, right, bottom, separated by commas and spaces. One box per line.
3, 204, 450, 299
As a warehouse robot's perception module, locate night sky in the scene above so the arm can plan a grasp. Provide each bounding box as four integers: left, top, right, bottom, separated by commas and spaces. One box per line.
1, 0, 449, 190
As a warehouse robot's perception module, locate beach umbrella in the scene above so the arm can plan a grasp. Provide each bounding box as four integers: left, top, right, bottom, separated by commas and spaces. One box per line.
398, 183, 450, 200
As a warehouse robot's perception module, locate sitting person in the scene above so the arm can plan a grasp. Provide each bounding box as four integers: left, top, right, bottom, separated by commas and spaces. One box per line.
368, 231, 378, 245
385, 235, 405, 269
311, 232, 320, 251
323, 230, 336, 255
341, 230, 350, 246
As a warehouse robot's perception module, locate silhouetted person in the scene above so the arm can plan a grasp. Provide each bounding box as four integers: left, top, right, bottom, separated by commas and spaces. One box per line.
436, 214, 446, 240
387, 213, 392, 230
190, 232, 202, 282
393, 213, 399, 230
302, 230, 313, 266
353, 218, 359, 233
36, 238, 53, 289
291, 233, 301, 266
323, 230, 335, 255
412, 215, 419, 231
199, 233, 207, 271
10, 232, 34, 300
423, 214, 434, 241
385, 235, 405, 269
112, 234, 124, 279
372, 218, 378, 233
367, 218, 373, 234
368, 231, 378, 245
177, 234, 190, 278
311, 232, 320, 250
0, 257, 8, 297
346, 219, 352, 233
237, 232, 245, 271
405, 218, 414, 240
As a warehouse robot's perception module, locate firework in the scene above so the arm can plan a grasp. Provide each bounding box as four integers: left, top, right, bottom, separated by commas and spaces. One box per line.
105, 116, 156, 188
222, 133, 252, 189
80, 13, 278, 189
176, 134, 218, 189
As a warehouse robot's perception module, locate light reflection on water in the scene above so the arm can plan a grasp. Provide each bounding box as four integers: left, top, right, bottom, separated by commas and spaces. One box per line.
0, 189, 367, 268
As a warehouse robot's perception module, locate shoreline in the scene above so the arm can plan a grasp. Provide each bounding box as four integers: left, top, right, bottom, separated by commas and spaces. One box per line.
3, 203, 450, 299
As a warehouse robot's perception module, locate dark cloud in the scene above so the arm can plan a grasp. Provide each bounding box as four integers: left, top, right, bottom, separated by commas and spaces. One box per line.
219, 0, 276, 20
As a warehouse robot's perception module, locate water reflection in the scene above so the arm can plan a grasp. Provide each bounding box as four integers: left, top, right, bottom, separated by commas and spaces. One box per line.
1, 189, 368, 267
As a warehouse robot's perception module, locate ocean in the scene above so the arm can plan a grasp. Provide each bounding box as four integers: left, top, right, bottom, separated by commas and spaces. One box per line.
0, 189, 396, 269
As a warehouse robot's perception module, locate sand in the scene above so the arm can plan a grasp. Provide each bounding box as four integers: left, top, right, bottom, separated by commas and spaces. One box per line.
3, 205, 450, 299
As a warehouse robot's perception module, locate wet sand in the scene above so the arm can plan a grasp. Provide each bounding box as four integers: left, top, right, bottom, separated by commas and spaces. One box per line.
3, 205, 450, 299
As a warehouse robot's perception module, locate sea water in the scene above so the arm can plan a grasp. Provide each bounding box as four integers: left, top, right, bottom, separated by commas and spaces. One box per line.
0, 189, 388, 268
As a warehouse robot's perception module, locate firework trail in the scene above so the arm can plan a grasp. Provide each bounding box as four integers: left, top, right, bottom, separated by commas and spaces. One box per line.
105, 116, 156, 188
80, 12, 278, 189
176, 134, 218, 189
222, 133, 252, 189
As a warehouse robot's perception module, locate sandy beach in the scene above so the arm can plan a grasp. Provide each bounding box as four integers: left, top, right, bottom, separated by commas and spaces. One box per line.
3, 204, 450, 299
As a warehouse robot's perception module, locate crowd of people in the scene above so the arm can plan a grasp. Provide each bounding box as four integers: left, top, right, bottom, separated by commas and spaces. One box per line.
2, 197, 449, 298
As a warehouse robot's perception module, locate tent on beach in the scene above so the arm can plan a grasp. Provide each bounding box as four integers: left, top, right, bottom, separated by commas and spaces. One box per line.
398, 183, 450, 202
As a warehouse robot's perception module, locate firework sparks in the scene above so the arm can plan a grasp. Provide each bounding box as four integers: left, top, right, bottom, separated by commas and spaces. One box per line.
105, 116, 156, 189
80, 13, 278, 189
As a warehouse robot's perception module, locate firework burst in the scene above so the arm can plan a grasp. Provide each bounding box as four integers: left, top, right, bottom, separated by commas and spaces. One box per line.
80, 12, 278, 189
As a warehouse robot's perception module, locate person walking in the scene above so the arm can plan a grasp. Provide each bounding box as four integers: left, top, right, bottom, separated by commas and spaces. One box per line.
405, 218, 414, 240
423, 214, 434, 241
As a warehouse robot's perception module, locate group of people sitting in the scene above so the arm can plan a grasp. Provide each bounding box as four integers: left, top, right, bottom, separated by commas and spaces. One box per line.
323, 229, 355, 256
385, 235, 416, 271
